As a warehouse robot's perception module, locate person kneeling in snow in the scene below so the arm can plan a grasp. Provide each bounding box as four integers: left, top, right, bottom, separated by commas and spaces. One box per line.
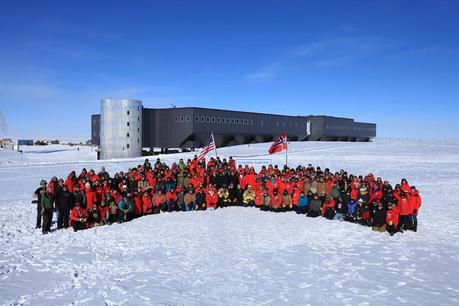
371, 202, 386, 233
386, 202, 399, 236
118, 194, 133, 223
70, 202, 88, 232
307, 194, 321, 218
296, 191, 309, 214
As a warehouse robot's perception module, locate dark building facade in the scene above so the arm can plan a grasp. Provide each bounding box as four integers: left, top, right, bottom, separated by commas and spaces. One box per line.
91, 106, 376, 150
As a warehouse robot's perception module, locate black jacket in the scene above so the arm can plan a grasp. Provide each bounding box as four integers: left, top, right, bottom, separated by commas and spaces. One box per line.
56, 189, 75, 211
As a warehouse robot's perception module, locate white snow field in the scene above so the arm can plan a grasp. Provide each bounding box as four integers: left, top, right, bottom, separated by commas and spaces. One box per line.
0, 140, 458, 306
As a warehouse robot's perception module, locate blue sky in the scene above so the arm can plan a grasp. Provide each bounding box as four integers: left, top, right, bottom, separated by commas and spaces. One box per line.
0, 0, 458, 139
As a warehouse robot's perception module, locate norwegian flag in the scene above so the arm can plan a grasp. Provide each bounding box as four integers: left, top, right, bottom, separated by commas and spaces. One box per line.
198, 133, 216, 161
268, 133, 288, 154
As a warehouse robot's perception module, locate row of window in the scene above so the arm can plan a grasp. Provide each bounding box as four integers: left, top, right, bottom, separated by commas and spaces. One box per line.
173, 115, 306, 128
174, 115, 255, 126
326, 125, 376, 133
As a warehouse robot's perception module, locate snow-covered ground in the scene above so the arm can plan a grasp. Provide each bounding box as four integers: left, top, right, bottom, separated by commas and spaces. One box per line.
0, 140, 458, 305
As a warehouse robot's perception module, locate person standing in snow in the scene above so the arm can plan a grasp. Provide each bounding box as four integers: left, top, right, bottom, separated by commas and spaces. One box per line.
33, 179, 47, 229
41, 187, 54, 234
55, 184, 74, 229
386, 202, 399, 236
409, 186, 422, 232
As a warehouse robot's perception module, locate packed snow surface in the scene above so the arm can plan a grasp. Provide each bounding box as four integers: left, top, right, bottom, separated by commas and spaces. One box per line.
0, 140, 458, 305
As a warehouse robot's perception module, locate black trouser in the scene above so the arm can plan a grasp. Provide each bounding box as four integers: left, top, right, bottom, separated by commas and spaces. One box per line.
399, 215, 412, 230
387, 224, 397, 236
260, 205, 269, 211
57, 209, 70, 229
71, 220, 85, 232
153, 206, 161, 214
36, 204, 42, 228
307, 210, 319, 218
42, 208, 53, 233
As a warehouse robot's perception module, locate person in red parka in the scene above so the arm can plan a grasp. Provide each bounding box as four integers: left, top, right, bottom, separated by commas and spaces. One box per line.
397, 191, 413, 232
166, 188, 178, 212
133, 189, 143, 217
270, 189, 283, 212
322, 196, 336, 219
409, 186, 422, 232
386, 202, 399, 236
70, 202, 88, 232
206, 188, 219, 210
84, 182, 97, 211
153, 190, 166, 213
142, 190, 153, 215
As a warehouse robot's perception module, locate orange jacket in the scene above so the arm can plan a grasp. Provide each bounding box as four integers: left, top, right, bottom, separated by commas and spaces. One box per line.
142, 194, 153, 213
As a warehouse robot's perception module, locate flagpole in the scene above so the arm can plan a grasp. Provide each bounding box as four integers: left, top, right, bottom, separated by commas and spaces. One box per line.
285, 141, 288, 168
212, 132, 218, 158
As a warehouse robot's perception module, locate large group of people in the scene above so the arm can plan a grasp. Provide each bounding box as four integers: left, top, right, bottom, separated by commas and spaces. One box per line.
34, 156, 421, 236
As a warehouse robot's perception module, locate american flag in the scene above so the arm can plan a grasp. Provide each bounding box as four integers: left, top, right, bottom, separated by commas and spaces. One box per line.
198, 133, 216, 161
268, 133, 288, 154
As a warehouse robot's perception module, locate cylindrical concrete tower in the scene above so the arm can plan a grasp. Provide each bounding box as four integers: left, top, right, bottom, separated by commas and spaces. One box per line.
100, 99, 143, 159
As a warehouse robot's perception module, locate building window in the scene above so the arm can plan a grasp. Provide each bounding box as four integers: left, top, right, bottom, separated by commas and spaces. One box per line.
282, 122, 286, 127
217, 117, 221, 123
195, 116, 199, 122
231, 118, 235, 124
127, 122, 130, 126
180, 116, 184, 122
138, 117, 140, 122
275, 121, 279, 127
174, 116, 179, 122
127, 110, 130, 115
137, 138, 140, 143
245, 119, 249, 124
186, 116, 191, 122
201, 116, 205, 122
206, 117, 210, 123
249, 119, 253, 125
127, 144, 130, 149
211, 117, 216, 123
127, 133, 130, 137
137, 128, 139, 132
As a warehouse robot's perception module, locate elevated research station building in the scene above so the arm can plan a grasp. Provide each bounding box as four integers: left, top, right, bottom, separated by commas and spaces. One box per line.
91, 99, 376, 159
